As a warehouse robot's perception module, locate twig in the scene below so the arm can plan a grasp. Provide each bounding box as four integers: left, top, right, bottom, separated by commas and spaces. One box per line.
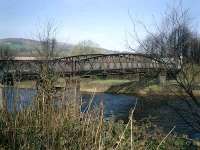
156, 126, 176, 150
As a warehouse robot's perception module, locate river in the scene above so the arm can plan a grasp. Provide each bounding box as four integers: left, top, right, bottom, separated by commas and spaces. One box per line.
3, 87, 137, 121
81, 92, 137, 121
2, 87, 199, 138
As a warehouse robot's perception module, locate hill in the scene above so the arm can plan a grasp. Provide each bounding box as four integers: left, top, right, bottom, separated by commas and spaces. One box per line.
0, 38, 116, 57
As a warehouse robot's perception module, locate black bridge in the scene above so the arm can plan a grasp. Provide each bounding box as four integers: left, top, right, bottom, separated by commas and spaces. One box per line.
0, 53, 179, 80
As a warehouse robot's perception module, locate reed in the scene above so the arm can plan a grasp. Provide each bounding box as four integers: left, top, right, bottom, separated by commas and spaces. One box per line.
0, 74, 191, 149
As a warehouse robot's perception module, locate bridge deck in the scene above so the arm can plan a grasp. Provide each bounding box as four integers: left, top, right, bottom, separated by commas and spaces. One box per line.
0, 53, 179, 79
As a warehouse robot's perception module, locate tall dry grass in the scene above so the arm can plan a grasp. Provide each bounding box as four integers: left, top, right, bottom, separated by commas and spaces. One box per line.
0, 69, 191, 149
0, 90, 190, 149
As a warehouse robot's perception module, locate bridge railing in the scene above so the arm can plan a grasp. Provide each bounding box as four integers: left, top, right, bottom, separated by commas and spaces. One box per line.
0, 53, 180, 79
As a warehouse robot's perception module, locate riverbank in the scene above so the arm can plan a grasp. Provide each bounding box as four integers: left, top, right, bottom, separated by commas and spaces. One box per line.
80, 79, 130, 93
81, 79, 200, 139
0, 81, 36, 89
0, 79, 199, 148
81, 79, 200, 96
3, 78, 200, 97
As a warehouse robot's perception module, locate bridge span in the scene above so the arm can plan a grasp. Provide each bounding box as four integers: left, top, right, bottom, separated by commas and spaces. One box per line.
0, 53, 180, 104
0, 53, 179, 77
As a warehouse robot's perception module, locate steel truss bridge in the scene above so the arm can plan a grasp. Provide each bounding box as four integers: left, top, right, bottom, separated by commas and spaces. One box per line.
0, 53, 179, 80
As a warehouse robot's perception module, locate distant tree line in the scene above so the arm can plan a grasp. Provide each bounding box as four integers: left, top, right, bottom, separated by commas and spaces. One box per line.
0, 45, 13, 59
70, 40, 102, 56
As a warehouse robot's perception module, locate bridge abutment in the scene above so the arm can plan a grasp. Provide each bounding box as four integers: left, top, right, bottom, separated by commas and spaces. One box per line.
158, 71, 167, 85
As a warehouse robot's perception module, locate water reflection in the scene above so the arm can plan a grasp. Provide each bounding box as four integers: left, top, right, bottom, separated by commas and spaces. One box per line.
3, 88, 137, 121
2, 87, 199, 138
4, 87, 36, 112
81, 92, 137, 121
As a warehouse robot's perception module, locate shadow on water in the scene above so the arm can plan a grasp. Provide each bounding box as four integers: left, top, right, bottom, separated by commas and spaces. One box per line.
3, 87, 198, 138
134, 95, 200, 138
81, 92, 137, 122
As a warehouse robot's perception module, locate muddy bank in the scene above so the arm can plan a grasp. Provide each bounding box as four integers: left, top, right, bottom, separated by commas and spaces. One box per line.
80, 79, 130, 93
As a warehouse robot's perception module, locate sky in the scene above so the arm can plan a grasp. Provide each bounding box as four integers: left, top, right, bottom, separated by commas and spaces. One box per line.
0, 0, 200, 51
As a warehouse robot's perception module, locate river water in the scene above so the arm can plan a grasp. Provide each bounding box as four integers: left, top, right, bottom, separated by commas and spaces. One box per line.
2, 87, 199, 138
81, 92, 137, 121
3, 87, 137, 120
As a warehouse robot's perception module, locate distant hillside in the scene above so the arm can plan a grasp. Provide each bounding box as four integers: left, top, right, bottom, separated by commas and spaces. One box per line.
0, 38, 116, 57
69, 40, 115, 56
0, 38, 73, 57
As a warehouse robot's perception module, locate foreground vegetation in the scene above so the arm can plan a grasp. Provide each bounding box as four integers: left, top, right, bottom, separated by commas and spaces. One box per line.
0, 89, 192, 149
0, 3, 199, 149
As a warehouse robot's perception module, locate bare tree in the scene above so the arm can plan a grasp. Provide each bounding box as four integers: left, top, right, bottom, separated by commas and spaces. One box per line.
129, 3, 200, 132
33, 22, 60, 109
35, 22, 58, 59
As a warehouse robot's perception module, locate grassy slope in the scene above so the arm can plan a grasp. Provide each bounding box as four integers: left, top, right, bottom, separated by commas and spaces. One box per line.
80, 79, 130, 92
0, 38, 116, 57
107, 80, 172, 96
81, 78, 200, 97
80, 78, 180, 96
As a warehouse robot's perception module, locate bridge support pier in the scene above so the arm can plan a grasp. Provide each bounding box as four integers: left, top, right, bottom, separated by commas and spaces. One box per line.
132, 74, 140, 82
139, 74, 145, 82
65, 77, 80, 102
158, 71, 167, 85
55, 77, 80, 102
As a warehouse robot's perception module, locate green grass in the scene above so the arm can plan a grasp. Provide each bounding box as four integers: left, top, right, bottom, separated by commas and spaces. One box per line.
80, 79, 131, 92
106, 79, 181, 96
89, 79, 130, 85
15, 81, 36, 88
